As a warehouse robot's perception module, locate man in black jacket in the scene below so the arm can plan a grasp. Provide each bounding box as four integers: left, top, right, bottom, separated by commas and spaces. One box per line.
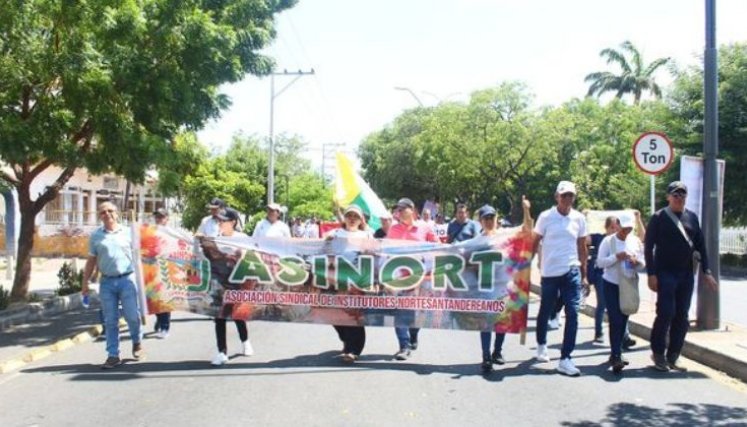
644, 181, 718, 372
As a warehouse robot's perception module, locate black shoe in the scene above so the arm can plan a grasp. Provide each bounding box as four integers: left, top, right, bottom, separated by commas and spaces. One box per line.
651, 353, 670, 372
394, 348, 411, 361
102, 356, 122, 369
491, 351, 506, 365
667, 359, 687, 372
481, 360, 493, 373
593, 334, 604, 344
609, 355, 630, 366
622, 337, 637, 350
410, 341, 418, 350
609, 356, 625, 374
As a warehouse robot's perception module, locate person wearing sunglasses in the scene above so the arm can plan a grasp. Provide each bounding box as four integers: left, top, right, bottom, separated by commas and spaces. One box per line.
644, 181, 718, 372
82, 202, 143, 369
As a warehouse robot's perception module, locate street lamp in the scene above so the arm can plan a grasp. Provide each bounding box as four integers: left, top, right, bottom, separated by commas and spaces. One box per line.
394, 86, 424, 107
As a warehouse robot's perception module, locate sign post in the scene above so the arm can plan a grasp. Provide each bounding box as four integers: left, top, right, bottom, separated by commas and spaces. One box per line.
633, 132, 674, 216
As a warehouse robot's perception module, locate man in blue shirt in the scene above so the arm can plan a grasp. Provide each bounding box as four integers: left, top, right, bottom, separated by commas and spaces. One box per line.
446, 203, 480, 243
82, 201, 143, 369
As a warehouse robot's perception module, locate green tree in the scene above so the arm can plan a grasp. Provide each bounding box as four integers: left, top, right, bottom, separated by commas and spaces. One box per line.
585, 41, 670, 104
0, 0, 295, 301
668, 43, 747, 224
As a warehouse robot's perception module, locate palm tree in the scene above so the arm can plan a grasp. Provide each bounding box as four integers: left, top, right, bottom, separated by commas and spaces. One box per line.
585, 41, 670, 104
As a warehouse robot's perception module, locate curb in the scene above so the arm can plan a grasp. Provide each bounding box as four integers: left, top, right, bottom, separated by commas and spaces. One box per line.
529, 282, 747, 383
0, 319, 125, 374
0, 292, 100, 331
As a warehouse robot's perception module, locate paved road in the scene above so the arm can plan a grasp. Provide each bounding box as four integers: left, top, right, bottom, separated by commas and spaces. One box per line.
1, 301, 746, 427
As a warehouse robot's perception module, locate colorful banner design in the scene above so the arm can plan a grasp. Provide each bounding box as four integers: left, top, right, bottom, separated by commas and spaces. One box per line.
140, 224, 533, 333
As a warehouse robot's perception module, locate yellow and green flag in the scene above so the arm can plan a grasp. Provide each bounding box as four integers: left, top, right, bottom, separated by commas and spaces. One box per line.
334, 152, 389, 230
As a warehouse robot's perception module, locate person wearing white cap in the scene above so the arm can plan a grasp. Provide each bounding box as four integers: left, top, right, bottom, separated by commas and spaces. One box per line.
197, 197, 226, 237
253, 203, 291, 238
532, 180, 588, 376
595, 214, 645, 374
326, 204, 373, 363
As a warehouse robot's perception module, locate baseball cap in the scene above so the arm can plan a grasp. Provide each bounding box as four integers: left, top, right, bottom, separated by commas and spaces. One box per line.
153, 208, 168, 218
396, 198, 415, 209
216, 207, 240, 222
556, 181, 577, 195
343, 205, 364, 218
667, 181, 688, 195
618, 213, 635, 229
478, 204, 497, 218
266, 203, 282, 212
206, 197, 226, 209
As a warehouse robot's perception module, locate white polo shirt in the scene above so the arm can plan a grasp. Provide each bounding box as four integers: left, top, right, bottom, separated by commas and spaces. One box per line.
534, 207, 588, 277
253, 218, 291, 238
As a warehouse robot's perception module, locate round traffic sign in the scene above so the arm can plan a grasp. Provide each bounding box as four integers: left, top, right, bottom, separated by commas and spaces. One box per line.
632, 132, 674, 175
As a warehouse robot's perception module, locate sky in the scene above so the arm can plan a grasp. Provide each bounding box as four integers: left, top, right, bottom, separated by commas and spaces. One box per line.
196, 0, 747, 174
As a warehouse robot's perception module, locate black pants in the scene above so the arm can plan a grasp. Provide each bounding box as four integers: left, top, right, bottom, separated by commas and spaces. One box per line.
333, 325, 366, 355
215, 318, 248, 353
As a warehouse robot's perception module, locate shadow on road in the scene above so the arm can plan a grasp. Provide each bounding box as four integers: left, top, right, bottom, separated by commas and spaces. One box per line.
560, 402, 747, 426
21, 349, 710, 384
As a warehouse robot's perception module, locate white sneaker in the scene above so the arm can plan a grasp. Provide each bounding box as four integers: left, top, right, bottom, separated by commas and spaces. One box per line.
535, 344, 550, 362
557, 358, 581, 376
211, 352, 228, 366
156, 330, 169, 339
242, 339, 254, 356
548, 317, 561, 330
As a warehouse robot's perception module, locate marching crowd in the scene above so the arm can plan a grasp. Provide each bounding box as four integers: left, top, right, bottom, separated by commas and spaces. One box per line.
82, 179, 717, 377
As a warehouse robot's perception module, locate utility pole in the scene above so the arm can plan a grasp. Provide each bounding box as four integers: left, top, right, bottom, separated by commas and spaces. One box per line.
268, 69, 314, 204
321, 143, 345, 184
699, 0, 720, 330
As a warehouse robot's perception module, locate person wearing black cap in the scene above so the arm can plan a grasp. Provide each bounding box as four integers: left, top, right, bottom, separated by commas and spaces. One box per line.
210, 207, 253, 366
153, 208, 172, 338
476, 197, 533, 373
387, 197, 438, 360
644, 181, 717, 372
197, 197, 226, 237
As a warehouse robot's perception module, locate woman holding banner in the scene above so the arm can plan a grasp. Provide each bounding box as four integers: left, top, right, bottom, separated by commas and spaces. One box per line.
478, 196, 533, 373
326, 205, 373, 363
210, 207, 254, 366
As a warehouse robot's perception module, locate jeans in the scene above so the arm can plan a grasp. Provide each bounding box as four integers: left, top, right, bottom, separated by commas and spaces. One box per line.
394, 309, 419, 350
99, 275, 142, 358
480, 332, 506, 360
650, 269, 695, 359
592, 271, 606, 337
214, 319, 248, 353
154, 312, 171, 332
603, 280, 629, 358
536, 267, 582, 359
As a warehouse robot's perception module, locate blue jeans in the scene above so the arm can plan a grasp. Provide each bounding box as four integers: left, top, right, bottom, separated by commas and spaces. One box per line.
536, 267, 582, 359
650, 269, 694, 358
603, 280, 628, 358
100, 275, 142, 358
591, 269, 606, 337
394, 309, 419, 350
480, 332, 506, 360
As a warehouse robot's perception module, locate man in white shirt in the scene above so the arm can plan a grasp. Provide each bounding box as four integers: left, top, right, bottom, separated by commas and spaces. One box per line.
253, 203, 291, 238
532, 181, 589, 376
304, 217, 320, 239
197, 198, 225, 237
